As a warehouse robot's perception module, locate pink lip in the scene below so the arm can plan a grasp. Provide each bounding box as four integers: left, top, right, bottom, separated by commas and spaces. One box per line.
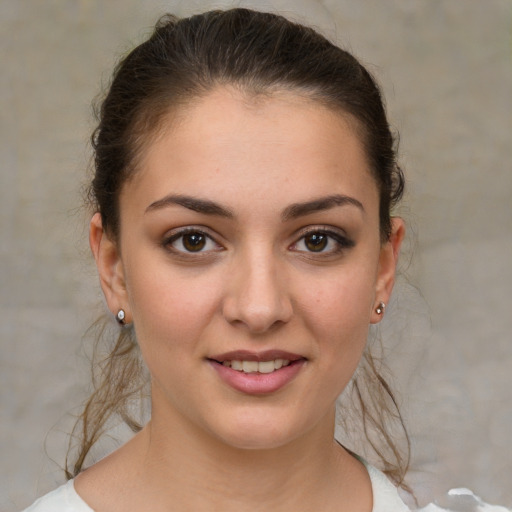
208, 350, 307, 395
210, 349, 304, 363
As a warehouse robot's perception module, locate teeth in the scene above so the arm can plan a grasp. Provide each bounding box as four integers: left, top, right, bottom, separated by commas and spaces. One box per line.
231, 360, 243, 371
257, 360, 275, 374
222, 359, 292, 373
242, 361, 258, 373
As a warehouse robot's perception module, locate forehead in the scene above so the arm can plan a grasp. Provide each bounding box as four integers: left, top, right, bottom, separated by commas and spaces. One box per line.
124, 87, 378, 216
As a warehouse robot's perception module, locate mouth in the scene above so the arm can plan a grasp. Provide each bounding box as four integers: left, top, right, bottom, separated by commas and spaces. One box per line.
209, 350, 305, 371
207, 350, 306, 394
219, 358, 292, 374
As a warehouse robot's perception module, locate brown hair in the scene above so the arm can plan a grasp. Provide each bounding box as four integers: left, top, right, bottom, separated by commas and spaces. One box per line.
68, 8, 409, 487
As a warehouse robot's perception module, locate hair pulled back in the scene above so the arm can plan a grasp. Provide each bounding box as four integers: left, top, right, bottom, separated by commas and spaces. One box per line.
71, 7, 408, 487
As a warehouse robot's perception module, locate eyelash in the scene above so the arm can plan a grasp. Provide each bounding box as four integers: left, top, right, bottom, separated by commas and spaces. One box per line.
162, 226, 354, 256
290, 227, 355, 256
162, 227, 222, 255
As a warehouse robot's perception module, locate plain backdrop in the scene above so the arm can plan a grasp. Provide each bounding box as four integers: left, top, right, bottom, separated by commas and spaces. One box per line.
1, 1, 511, 510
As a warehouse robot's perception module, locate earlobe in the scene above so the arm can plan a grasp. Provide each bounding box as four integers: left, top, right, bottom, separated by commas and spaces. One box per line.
371, 217, 405, 324
89, 213, 130, 322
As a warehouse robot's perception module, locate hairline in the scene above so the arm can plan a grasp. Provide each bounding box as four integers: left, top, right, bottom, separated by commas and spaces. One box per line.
125, 81, 372, 178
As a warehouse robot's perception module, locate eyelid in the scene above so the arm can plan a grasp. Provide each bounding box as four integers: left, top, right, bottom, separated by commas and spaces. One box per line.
290, 225, 355, 253
162, 226, 224, 254
294, 224, 348, 237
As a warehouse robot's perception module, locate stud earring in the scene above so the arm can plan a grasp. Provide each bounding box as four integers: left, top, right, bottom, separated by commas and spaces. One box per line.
116, 309, 126, 325
375, 302, 386, 315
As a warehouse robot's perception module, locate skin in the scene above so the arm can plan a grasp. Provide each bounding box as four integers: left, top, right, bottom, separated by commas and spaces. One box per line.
80, 87, 404, 512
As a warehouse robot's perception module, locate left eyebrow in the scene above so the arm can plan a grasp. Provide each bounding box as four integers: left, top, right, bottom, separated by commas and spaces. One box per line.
281, 194, 365, 221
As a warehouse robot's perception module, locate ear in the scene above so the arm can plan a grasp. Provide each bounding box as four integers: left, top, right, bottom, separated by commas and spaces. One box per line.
89, 213, 130, 322
370, 217, 405, 324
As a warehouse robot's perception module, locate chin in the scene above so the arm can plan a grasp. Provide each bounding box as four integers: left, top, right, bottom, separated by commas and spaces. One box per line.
206, 409, 312, 452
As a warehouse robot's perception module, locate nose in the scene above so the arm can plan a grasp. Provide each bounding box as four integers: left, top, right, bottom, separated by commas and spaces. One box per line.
222, 249, 293, 334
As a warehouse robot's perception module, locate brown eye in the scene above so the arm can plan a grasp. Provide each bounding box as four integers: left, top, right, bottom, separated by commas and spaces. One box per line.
291, 229, 354, 256
304, 233, 328, 252
165, 228, 222, 255
182, 233, 206, 252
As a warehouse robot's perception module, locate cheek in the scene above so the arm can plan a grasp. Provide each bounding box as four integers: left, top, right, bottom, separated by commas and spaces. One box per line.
296, 266, 376, 383
301, 269, 376, 335
125, 263, 223, 356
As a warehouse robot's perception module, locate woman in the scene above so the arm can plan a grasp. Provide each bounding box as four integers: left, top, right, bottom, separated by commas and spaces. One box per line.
25, 8, 412, 511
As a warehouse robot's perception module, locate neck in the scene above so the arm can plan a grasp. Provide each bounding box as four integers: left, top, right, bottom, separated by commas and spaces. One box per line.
124, 399, 369, 511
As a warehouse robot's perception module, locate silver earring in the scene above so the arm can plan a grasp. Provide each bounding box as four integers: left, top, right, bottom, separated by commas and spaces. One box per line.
375, 302, 386, 315
116, 309, 126, 325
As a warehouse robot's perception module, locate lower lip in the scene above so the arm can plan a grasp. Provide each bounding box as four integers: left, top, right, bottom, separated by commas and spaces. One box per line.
209, 360, 306, 395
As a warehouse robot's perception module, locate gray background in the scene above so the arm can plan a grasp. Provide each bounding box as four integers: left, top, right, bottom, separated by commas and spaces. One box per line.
1, 0, 511, 510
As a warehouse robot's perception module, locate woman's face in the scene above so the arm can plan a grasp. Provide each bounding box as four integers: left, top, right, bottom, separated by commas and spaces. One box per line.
92, 87, 403, 450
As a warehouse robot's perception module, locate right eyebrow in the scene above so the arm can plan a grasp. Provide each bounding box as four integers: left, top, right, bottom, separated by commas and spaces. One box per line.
145, 194, 234, 218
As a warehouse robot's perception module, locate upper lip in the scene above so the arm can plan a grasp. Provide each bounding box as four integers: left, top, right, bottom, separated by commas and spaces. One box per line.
209, 350, 305, 363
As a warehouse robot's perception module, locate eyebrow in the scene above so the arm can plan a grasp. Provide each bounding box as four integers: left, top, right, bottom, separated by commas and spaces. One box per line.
145, 194, 234, 218
145, 193, 364, 220
281, 194, 365, 221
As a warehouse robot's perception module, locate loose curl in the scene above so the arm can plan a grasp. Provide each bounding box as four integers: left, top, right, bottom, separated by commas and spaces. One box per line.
68, 8, 408, 488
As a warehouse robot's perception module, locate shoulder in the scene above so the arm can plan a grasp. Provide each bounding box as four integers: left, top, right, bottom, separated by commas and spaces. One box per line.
363, 462, 411, 512
22, 480, 93, 512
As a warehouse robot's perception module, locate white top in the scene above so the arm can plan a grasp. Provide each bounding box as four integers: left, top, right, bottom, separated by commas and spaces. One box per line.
23, 480, 92, 512
22, 471, 512, 511
22, 463, 411, 511
365, 463, 411, 512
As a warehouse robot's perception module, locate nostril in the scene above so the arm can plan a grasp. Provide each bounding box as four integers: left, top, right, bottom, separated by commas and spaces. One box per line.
223, 298, 292, 333
221, 261, 293, 332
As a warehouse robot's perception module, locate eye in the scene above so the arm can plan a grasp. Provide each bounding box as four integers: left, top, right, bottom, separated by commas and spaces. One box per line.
303, 233, 329, 252
291, 228, 354, 255
164, 229, 220, 254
